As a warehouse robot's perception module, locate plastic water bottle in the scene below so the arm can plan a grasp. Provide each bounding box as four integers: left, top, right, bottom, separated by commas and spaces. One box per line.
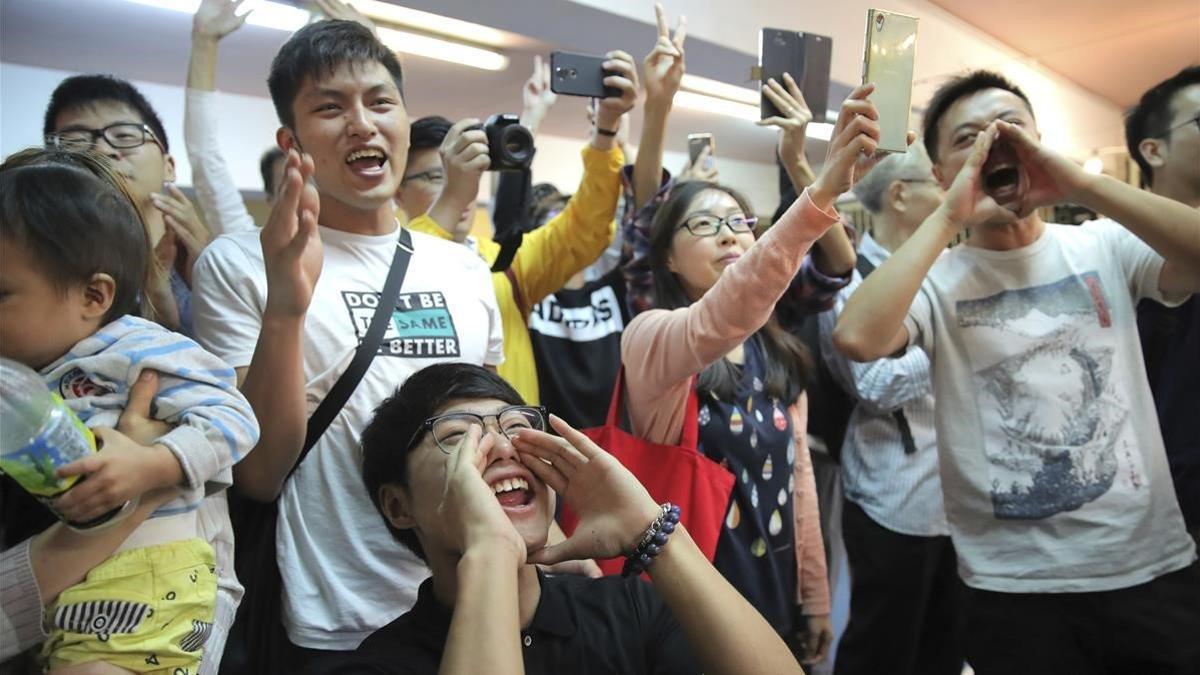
0, 357, 128, 529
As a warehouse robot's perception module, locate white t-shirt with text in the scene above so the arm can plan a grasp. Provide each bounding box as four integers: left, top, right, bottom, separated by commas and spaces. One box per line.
903, 218, 1195, 593
193, 225, 503, 649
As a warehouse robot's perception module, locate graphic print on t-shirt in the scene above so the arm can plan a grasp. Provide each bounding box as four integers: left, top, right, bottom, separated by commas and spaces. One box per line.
343, 290, 461, 358
956, 272, 1144, 520
529, 285, 625, 341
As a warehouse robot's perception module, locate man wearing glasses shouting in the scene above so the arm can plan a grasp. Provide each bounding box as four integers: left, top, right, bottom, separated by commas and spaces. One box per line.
43, 74, 211, 335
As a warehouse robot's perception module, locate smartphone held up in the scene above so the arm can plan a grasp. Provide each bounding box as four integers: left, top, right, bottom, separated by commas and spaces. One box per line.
861, 9, 919, 154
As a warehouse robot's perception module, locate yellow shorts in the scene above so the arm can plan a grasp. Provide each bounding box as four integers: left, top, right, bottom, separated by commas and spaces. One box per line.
41, 538, 217, 674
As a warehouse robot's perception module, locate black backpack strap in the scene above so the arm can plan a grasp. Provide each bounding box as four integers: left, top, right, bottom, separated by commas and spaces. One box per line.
856, 251, 918, 454
291, 228, 414, 475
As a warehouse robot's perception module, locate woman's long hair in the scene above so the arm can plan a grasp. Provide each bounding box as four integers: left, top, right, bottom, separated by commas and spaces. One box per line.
646, 180, 811, 403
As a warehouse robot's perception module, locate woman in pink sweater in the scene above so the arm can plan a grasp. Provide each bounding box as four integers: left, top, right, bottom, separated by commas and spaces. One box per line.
621, 83, 882, 664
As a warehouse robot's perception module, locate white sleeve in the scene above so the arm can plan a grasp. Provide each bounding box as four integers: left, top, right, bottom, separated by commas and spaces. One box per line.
185, 88, 258, 235
821, 279, 934, 413
191, 236, 265, 369
1088, 218, 1189, 308
479, 263, 505, 367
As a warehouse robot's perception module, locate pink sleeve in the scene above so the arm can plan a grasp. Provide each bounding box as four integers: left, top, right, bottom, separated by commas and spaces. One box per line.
790, 392, 831, 614
621, 189, 840, 445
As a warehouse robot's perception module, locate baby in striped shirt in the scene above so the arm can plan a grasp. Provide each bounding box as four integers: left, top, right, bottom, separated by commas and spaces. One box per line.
0, 149, 258, 674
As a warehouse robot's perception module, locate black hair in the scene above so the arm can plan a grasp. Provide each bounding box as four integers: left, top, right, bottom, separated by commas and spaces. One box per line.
43, 75, 170, 153
408, 115, 453, 154
260, 147, 286, 197
647, 180, 811, 402
361, 363, 525, 562
922, 70, 1033, 163
1125, 65, 1200, 187
0, 148, 148, 325
268, 19, 405, 130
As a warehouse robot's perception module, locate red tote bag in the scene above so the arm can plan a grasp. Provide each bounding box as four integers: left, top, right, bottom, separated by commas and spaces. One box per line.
559, 369, 735, 575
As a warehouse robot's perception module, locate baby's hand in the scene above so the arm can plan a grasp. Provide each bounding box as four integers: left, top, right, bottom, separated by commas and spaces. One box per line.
54, 428, 183, 524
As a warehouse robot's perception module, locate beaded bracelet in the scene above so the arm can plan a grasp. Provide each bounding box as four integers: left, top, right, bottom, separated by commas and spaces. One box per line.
621, 502, 681, 577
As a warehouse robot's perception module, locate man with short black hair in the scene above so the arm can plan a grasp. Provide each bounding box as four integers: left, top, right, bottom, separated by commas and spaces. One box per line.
44, 73, 207, 334
834, 70, 1200, 674
191, 19, 503, 669
349, 362, 808, 674
1125, 65, 1200, 543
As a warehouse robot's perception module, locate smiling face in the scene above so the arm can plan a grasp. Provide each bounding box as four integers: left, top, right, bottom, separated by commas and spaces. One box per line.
381, 397, 555, 559
280, 60, 409, 218
933, 88, 1038, 220
665, 188, 757, 302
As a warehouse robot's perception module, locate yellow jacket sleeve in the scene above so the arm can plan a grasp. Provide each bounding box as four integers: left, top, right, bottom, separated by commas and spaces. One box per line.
506, 145, 623, 314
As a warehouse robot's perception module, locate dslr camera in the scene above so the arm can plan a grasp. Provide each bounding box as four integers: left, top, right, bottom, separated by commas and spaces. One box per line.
483, 114, 534, 172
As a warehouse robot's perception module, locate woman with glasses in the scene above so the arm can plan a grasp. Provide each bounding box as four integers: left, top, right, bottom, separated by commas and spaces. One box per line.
618, 83, 884, 663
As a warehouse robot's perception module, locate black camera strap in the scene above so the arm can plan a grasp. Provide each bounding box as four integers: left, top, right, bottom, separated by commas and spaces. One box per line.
294, 228, 414, 469
490, 167, 532, 273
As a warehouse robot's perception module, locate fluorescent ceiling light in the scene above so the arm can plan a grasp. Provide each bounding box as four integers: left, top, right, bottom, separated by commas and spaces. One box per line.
673, 91, 835, 141
345, 0, 511, 48
681, 74, 758, 106
377, 27, 508, 71
123, 0, 507, 71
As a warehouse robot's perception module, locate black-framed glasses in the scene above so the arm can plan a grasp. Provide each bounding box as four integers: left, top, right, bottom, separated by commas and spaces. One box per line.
898, 178, 938, 185
407, 405, 547, 454
401, 169, 445, 186
679, 213, 758, 237
1166, 113, 1200, 135
46, 123, 163, 153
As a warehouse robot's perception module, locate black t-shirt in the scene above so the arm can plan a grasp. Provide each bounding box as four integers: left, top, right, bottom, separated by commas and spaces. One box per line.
528, 267, 630, 429
339, 571, 700, 675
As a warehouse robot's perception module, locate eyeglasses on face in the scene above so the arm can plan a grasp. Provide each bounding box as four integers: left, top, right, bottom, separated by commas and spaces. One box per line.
1165, 113, 1200, 135
678, 213, 758, 237
407, 405, 547, 454
46, 123, 163, 153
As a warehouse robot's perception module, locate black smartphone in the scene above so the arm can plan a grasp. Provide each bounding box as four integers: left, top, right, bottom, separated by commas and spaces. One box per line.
759, 28, 832, 123
550, 51, 619, 99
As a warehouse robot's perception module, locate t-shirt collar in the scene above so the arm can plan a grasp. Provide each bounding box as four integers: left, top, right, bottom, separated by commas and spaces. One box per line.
412, 568, 578, 643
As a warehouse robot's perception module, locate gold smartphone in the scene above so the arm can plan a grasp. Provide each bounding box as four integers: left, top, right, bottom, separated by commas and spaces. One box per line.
862, 9, 919, 153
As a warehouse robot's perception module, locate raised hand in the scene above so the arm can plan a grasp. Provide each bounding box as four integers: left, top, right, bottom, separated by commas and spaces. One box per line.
760, 73, 814, 165
152, 184, 212, 287
261, 148, 323, 318
520, 54, 557, 135
438, 425, 526, 561
427, 118, 489, 239
314, 0, 377, 34
512, 415, 661, 565
994, 119, 1091, 217
809, 84, 882, 210
938, 121, 1018, 230
642, 3, 687, 108
595, 50, 639, 131
192, 0, 249, 42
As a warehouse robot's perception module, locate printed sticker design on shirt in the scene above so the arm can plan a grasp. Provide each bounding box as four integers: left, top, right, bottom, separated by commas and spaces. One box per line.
58, 367, 113, 400
343, 290, 461, 358
956, 272, 1140, 520
528, 285, 625, 341
53, 599, 152, 642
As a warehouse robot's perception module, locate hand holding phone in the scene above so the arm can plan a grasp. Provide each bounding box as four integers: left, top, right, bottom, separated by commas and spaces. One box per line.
550, 51, 620, 99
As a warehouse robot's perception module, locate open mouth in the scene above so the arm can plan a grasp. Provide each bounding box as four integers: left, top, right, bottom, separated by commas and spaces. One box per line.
981, 139, 1023, 207
345, 147, 388, 177
490, 476, 534, 509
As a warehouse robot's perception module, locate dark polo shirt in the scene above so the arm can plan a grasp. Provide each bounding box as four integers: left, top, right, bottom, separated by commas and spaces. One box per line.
337, 570, 700, 674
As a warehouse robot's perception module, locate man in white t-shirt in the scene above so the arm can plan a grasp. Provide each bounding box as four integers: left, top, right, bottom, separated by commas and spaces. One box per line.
833, 70, 1200, 674
190, 19, 503, 671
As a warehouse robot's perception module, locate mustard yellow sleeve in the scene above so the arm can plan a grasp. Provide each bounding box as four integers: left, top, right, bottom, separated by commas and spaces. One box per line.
506, 145, 623, 313
405, 213, 454, 241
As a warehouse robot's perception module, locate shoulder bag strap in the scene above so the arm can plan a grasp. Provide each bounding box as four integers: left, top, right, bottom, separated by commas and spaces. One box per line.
289, 228, 414, 477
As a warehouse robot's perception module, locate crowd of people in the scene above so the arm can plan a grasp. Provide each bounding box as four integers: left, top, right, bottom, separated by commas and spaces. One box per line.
0, 1, 1197, 674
